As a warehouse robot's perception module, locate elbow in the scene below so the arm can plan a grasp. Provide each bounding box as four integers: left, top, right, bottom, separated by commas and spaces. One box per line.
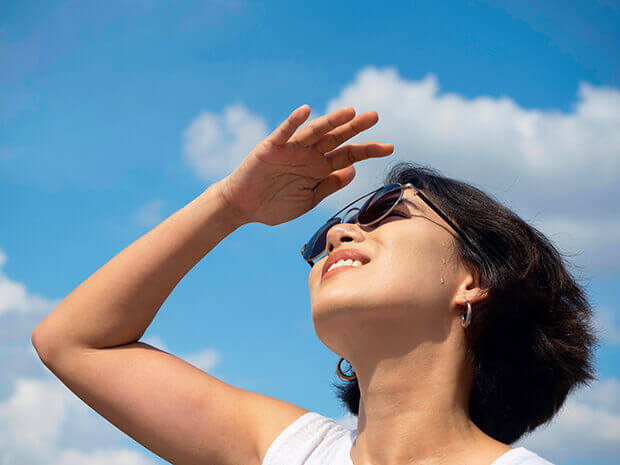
31, 324, 93, 366
31, 325, 56, 366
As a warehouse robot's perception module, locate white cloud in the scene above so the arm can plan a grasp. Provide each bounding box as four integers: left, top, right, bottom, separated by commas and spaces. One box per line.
0, 249, 170, 464
0, 377, 157, 465
0, 249, 59, 315
532, 217, 620, 276
140, 334, 170, 352
0, 248, 227, 464
335, 412, 357, 431
53, 448, 156, 465
326, 67, 620, 273
184, 347, 221, 372
140, 334, 221, 372
182, 66, 620, 274
515, 377, 620, 461
320, 67, 620, 275
323, 68, 619, 182
593, 306, 620, 346
0, 378, 64, 461
135, 200, 165, 229
0, 248, 64, 400
182, 101, 269, 181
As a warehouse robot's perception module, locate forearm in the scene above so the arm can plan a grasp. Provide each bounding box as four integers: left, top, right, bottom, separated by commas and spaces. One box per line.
32, 179, 244, 356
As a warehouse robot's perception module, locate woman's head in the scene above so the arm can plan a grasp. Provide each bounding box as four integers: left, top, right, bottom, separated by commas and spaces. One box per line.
307, 161, 600, 445
308, 174, 485, 374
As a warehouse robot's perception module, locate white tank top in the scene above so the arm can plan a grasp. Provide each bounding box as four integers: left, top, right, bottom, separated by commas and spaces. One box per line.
261, 411, 555, 465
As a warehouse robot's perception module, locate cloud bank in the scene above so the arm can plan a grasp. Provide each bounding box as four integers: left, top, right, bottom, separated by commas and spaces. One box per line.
0, 248, 221, 464
182, 66, 620, 275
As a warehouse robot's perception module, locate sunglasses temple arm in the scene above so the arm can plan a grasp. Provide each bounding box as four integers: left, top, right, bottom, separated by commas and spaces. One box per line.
415, 190, 473, 246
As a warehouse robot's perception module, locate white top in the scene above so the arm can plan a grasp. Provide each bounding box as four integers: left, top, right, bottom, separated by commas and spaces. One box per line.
261, 411, 555, 465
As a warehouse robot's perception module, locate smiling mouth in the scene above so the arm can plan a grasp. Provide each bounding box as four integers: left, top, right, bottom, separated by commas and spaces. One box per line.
321, 263, 366, 282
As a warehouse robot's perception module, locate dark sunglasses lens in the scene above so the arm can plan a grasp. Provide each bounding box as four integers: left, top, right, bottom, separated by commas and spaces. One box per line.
357, 184, 402, 224
303, 217, 341, 260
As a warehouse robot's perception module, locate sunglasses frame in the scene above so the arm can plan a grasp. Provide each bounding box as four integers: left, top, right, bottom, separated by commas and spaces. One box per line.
300, 182, 473, 267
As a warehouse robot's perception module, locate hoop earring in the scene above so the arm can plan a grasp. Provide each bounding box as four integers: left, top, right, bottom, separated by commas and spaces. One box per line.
461, 300, 472, 328
336, 357, 357, 381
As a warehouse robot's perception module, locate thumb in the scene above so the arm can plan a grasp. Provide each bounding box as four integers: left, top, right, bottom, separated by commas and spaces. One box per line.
311, 165, 356, 208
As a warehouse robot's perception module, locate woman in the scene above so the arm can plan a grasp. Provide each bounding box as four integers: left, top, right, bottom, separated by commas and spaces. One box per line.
32, 104, 598, 465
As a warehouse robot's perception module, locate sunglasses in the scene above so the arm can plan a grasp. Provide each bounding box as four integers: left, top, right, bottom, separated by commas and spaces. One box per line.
300, 182, 473, 267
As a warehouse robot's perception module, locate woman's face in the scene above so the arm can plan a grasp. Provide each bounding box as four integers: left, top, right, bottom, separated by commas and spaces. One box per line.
308, 188, 471, 359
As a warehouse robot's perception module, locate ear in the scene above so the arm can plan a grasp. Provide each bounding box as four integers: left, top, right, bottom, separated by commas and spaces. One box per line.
452, 266, 488, 307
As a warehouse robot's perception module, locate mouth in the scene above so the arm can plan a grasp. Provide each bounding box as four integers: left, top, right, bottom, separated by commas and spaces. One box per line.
321, 248, 372, 281
321, 260, 368, 283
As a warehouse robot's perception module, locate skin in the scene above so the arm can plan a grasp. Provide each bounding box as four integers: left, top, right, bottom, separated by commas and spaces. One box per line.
308, 190, 514, 465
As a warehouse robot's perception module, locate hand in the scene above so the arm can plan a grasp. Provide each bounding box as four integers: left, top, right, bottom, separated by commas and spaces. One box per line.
215, 104, 394, 226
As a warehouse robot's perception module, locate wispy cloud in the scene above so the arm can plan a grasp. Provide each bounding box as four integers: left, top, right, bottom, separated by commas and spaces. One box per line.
141, 334, 221, 372
135, 199, 165, 229
594, 306, 620, 346
140, 334, 170, 352
515, 377, 620, 461
53, 448, 156, 465
184, 347, 221, 372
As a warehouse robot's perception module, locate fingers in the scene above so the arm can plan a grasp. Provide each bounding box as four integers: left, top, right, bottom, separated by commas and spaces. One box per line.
312, 166, 356, 208
267, 104, 311, 146
313, 111, 379, 154
324, 142, 395, 172
290, 107, 356, 147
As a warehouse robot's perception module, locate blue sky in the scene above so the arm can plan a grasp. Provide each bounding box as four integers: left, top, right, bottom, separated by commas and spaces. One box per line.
1, 1, 619, 464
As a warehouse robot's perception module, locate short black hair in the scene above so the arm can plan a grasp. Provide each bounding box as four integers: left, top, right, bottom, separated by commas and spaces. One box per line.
331, 161, 601, 445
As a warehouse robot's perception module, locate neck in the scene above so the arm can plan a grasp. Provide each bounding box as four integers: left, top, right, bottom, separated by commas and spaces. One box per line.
349, 336, 509, 465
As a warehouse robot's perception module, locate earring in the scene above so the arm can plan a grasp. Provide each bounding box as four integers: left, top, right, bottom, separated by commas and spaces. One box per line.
336, 357, 357, 381
461, 300, 472, 328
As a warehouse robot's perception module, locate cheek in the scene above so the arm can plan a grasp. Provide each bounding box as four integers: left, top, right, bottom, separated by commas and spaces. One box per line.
308, 261, 325, 288
377, 235, 450, 308
307, 229, 454, 317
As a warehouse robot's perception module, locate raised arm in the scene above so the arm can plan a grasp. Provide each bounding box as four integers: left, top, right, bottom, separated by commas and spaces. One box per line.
31, 104, 393, 465
32, 180, 242, 354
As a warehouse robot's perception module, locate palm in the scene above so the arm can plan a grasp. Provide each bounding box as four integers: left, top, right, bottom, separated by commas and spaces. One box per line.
218, 105, 394, 226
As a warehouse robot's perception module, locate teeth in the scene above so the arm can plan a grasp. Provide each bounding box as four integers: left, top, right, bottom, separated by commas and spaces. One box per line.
327, 259, 363, 274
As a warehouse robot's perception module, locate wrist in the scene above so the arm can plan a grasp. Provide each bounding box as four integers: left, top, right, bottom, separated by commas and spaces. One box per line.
205, 178, 250, 230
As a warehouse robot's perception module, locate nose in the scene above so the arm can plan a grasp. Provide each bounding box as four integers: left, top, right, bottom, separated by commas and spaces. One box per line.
324, 222, 365, 255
